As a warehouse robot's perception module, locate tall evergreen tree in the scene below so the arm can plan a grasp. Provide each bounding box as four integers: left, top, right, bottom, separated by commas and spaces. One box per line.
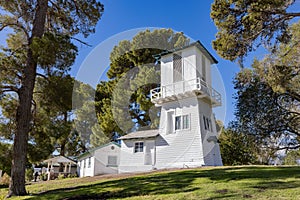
211, 0, 300, 154
73, 81, 104, 148
234, 67, 299, 151
0, 1, 104, 196
211, 0, 300, 62
219, 122, 258, 165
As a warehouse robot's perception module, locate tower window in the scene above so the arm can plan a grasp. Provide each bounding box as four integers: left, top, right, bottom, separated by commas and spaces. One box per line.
175, 114, 190, 130
201, 55, 206, 82
203, 116, 212, 131
173, 53, 182, 82
175, 116, 181, 130
182, 115, 190, 129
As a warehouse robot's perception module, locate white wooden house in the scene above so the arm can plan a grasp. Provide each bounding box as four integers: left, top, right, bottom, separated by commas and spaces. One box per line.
118, 41, 223, 173
77, 142, 120, 177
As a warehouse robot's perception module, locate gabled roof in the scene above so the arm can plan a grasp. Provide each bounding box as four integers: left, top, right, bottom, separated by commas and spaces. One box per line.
153, 40, 218, 64
119, 129, 159, 140
43, 156, 76, 165
77, 142, 120, 160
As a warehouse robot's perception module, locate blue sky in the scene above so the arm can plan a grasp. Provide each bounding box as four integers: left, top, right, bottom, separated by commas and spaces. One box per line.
1, 0, 299, 126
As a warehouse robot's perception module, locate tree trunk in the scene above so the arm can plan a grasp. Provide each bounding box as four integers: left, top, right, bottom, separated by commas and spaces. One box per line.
8, 0, 48, 197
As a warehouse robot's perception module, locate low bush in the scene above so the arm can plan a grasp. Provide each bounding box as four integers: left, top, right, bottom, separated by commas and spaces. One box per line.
26, 168, 34, 182
0, 173, 10, 188
57, 174, 65, 180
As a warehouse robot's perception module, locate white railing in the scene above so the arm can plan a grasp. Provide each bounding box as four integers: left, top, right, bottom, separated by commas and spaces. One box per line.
150, 77, 221, 105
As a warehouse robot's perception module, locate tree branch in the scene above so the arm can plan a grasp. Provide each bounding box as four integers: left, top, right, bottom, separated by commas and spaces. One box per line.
275, 145, 300, 151
0, 85, 19, 94
70, 36, 92, 47
36, 73, 48, 80
0, 21, 30, 40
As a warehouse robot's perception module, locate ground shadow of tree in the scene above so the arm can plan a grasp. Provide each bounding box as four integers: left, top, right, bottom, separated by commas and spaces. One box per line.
26, 166, 300, 200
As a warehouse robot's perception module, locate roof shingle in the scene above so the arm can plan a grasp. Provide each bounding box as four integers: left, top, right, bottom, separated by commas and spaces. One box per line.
119, 129, 159, 140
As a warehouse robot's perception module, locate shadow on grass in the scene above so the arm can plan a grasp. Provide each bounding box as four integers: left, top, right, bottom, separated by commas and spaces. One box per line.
26, 166, 300, 200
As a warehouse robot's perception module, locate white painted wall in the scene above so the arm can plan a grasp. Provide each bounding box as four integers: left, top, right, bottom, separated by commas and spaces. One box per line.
161, 55, 173, 87
182, 47, 196, 82
198, 99, 223, 166
195, 48, 212, 86
118, 139, 155, 173
160, 46, 214, 98
78, 156, 94, 177
155, 96, 204, 169
94, 144, 119, 175
78, 143, 120, 177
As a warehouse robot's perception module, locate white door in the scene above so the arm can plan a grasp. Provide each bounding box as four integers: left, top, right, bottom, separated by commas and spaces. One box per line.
144, 141, 153, 165
167, 111, 174, 134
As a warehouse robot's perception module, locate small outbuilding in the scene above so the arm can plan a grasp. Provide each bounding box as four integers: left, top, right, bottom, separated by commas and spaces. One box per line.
43, 156, 77, 180
77, 142, 120, 177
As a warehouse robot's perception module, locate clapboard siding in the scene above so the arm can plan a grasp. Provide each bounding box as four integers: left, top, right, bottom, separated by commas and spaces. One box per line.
78, 143, 120, 177
78, 156, 94, 177
118, 139, 155, 173
198, 100, 223, 166
155, 96, 204, 168
94, 144, 119, 174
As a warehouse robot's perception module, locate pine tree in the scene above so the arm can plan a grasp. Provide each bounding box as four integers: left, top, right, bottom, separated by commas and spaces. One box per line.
211, 0, 300, 61
0, 0, 104, 196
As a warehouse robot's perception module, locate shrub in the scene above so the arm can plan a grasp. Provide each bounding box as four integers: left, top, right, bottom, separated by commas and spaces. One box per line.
25, 168, 34, 182
0, 173, 10, 187
40, 173, 48, 181
67, 173, 78, 178
57, 174, 65, 180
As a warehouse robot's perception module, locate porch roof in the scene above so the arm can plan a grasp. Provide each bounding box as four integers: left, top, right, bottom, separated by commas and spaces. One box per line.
119, 129, 159, 140
43, 156, 76, 165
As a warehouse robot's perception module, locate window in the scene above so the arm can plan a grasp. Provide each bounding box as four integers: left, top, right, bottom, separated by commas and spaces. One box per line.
83, 160, 86, 168
201, 55, 206, 81
173, 53, 182, 82
182, 115, 190, 129
175, 116, 181, 130
203, 116, 212, 131
107, 156, 118, 167
134, 142, 144, 153
175, 114, 190, 130
88, 157, 91, 168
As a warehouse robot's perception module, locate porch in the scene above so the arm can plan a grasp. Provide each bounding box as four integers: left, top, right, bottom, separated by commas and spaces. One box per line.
150, 77, 221, 107
43, 156, 77, 180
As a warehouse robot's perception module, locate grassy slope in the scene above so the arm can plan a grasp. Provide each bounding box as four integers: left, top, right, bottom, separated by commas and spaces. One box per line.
1, 166, 300, 200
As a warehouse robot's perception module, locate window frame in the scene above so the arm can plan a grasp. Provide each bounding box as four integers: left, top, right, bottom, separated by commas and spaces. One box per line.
203, 115, 212, 131
87, 157, 91, 168
134, 141, 144, 153
175, 115, 181, 130
201, 55, 206, 82
173, 53, 183, 82
107, 155, 118, 167
182, 114, 190, 130
175, 114, 190, 131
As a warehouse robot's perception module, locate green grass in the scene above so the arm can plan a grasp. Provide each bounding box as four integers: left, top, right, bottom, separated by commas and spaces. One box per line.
1, 166, 300, 200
